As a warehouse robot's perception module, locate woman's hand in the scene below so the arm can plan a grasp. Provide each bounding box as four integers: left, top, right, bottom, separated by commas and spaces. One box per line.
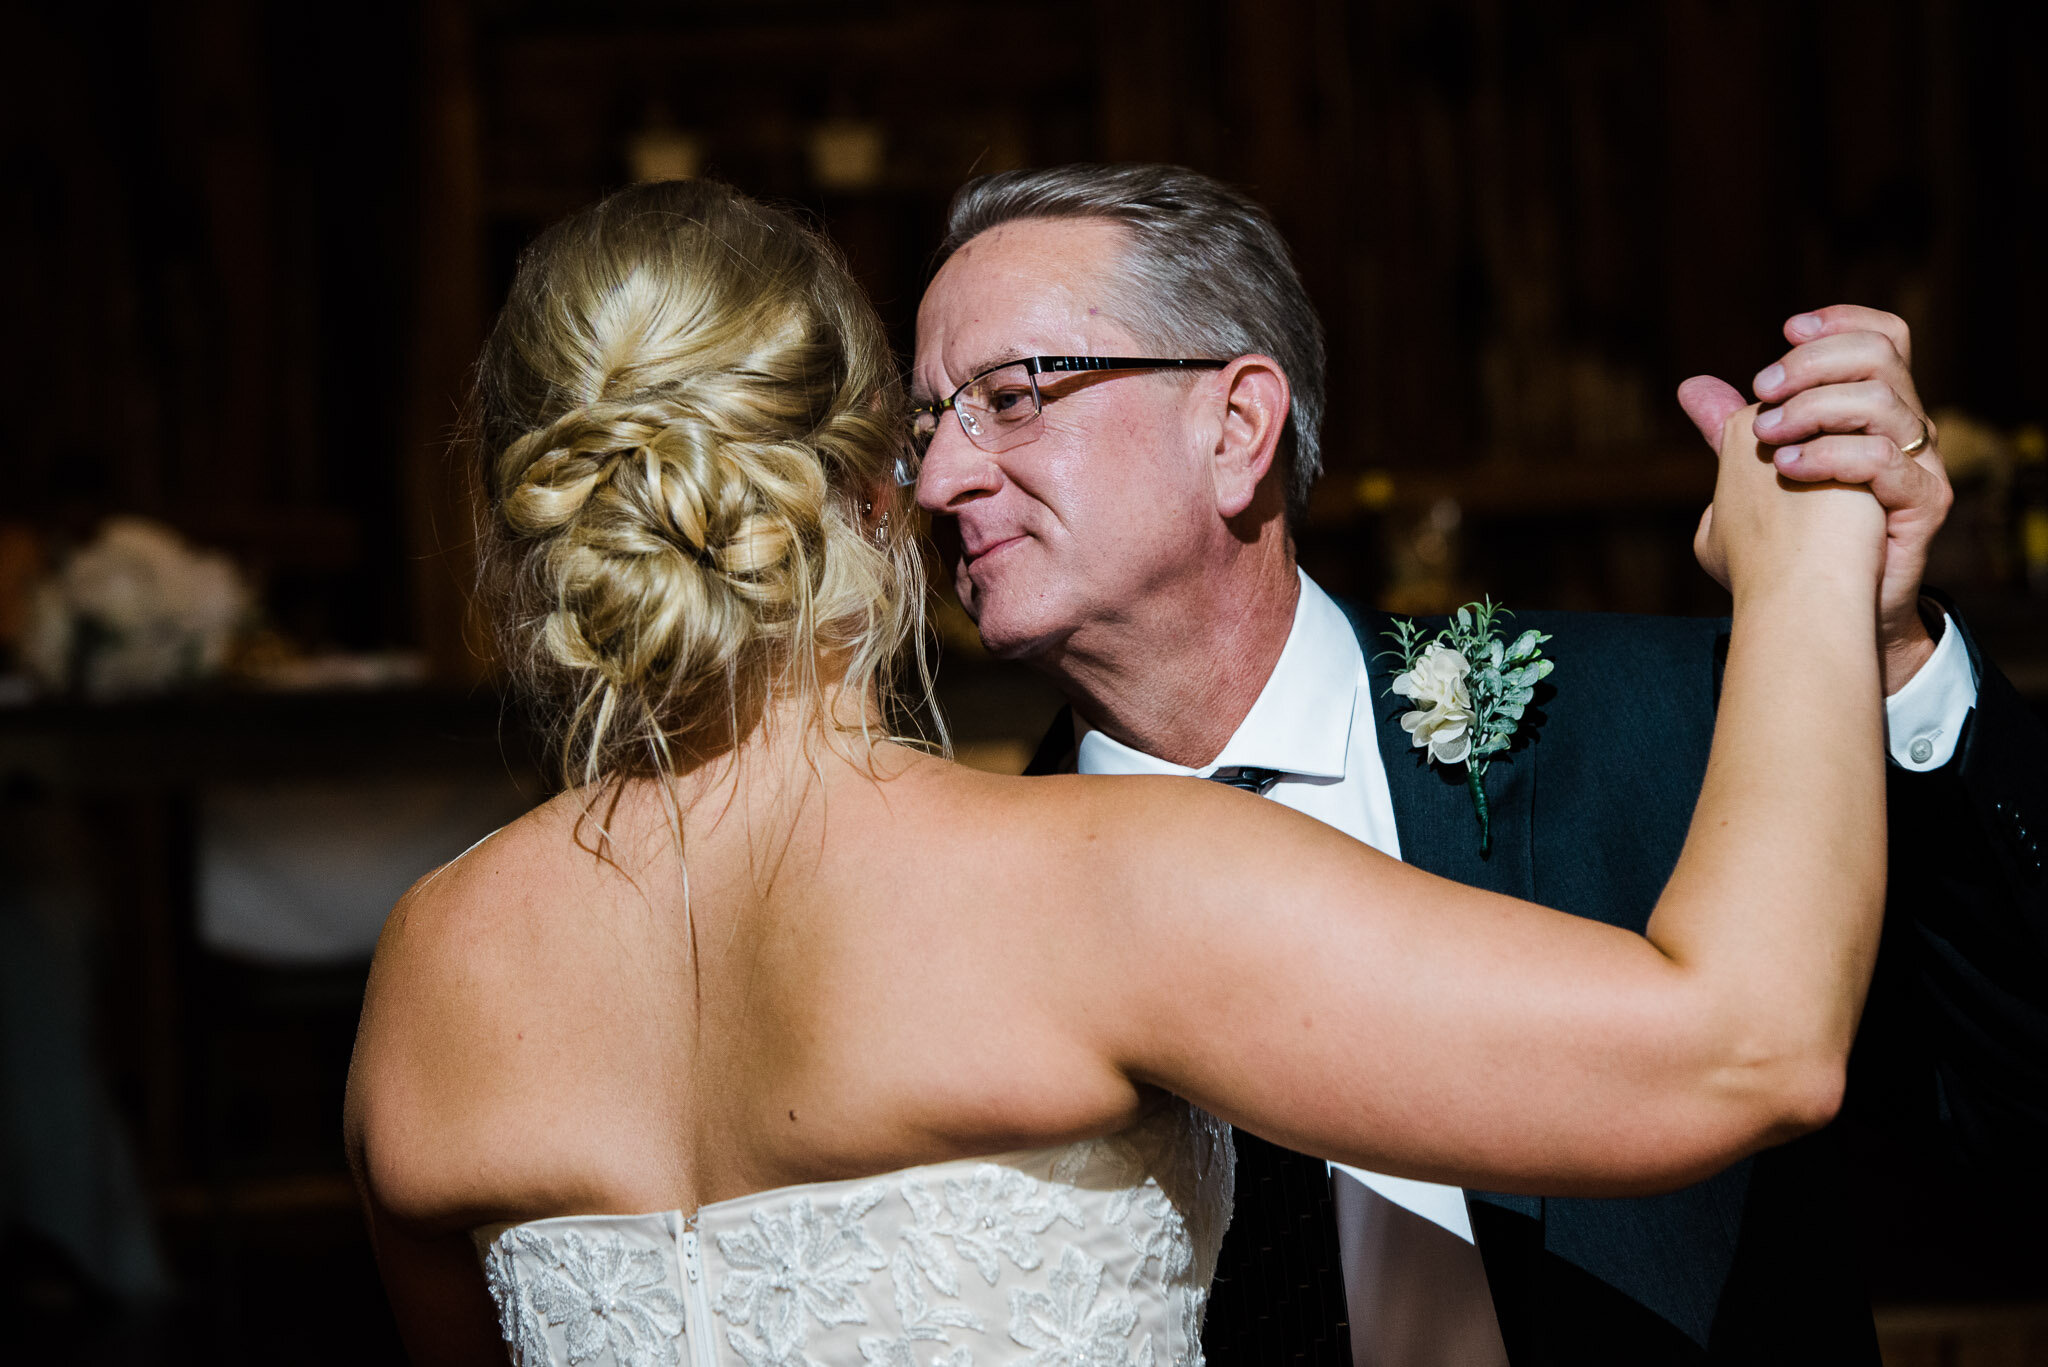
1692, 396, 1886, 605
1681, 304, 1948, 693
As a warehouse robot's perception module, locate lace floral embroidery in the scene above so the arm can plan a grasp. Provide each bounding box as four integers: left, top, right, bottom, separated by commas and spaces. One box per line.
1050, 1108, 1227, 1367
480, 1101, 1232, 1367
903, 1164, 1085, 1288
1127, 1187, 1194, 1285
858, 1342, 974, 1367
1049, 1123, 1198, 1298
488, 1227, 685, 1367
1175, 1287, 1208, 1367
483, 1236, 553, 1367
839, 1244, 987, 1367
716, 1184, 891, 1365
883, 1245, 984, 1340
1009, 1246, 1155, 1367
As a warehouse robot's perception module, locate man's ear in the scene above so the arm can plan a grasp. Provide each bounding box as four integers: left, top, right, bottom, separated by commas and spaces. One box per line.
1209, 356, 1290, 519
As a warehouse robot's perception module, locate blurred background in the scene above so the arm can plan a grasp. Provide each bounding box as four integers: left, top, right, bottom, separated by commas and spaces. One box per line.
3, 0, 2045, 1362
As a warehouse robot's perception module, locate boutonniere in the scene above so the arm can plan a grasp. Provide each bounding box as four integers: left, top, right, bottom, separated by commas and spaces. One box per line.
1381, 600, 1554, 856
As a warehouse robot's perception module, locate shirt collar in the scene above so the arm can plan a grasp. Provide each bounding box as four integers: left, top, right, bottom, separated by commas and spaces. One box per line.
1074, 571, 1364, 781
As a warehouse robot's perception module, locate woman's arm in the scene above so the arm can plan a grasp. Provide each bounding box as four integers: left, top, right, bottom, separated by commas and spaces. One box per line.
345, 1054, 509, 1366
356, 1202, 508, 1366
1041, 406, 1888, 1196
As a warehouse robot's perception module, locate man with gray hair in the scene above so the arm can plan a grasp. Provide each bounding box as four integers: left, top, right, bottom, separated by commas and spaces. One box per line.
909, 163, 2047, 1363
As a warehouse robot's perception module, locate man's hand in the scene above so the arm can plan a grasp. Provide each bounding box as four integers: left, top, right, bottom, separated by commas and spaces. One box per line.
1679, 306, 1953, 693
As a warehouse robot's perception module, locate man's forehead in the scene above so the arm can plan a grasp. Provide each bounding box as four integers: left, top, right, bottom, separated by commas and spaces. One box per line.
949, 215, 1129, 271
914, 218, 1135, 396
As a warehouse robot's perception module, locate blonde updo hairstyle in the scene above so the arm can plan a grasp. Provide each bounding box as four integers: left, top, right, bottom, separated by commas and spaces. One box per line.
475, 179, 932, 792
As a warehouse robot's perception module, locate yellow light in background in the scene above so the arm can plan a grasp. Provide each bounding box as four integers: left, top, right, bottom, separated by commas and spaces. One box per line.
808, 119, 885, 190
1354, 470, 1396, 511
627, 112, 703, 183
2020, 426, 2048, 593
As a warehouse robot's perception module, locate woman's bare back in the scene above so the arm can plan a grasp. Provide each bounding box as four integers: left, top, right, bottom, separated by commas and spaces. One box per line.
347, 745, 1158, 1239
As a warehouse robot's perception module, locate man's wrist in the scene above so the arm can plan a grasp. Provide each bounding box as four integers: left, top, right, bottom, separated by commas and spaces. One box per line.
1880, 601, 1942, 696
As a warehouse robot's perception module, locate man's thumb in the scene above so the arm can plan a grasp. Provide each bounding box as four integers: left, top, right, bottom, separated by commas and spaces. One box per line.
1677, 376, 1747, 447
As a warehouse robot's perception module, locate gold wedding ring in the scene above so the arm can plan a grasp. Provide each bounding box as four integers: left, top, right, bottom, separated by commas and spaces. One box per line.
1899, 418, 1931, 457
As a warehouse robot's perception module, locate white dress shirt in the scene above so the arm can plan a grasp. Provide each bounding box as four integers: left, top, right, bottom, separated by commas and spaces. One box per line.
1074, 572, 1979, 1357
1887, 600, 1979, 770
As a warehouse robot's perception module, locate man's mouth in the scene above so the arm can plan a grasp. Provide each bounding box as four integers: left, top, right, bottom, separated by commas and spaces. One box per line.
963, 534, 1026, 566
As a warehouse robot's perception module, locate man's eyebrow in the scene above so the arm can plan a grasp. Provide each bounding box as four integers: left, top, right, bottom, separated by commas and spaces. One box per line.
912, 350, 1031, 405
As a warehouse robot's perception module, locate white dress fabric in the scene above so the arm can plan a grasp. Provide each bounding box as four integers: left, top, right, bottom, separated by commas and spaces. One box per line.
474, 1099, 1234, 1367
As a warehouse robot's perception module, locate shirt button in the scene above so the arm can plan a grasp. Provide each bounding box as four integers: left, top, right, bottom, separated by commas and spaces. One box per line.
1909, 737, 1934, 765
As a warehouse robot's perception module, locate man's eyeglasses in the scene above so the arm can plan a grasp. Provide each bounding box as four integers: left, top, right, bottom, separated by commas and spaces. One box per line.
901, 356, 1226, 484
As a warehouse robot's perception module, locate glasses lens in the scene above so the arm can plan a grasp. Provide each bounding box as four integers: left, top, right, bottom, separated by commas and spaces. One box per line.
956, 363, 1041, 451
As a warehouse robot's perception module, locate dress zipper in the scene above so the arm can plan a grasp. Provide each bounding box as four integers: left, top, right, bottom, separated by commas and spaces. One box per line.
680, 1226, 720, 1367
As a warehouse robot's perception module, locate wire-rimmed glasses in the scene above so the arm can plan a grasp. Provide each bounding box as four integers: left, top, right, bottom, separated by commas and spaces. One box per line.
901, 355, 1226, 485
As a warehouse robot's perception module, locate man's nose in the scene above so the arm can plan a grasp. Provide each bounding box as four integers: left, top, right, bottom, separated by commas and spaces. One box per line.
913, 419, 1002, 513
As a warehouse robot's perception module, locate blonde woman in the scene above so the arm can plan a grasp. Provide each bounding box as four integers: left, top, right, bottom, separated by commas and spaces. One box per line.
345, 179, 1889, 1366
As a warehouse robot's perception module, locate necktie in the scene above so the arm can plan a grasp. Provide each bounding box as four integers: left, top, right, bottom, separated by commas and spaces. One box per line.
1200, 766, 1354, 1365
1210, 765, 1284, 795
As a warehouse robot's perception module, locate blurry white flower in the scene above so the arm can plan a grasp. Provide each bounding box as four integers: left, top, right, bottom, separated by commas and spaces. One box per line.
26, 517, 250, 698
1391, 643, 1475, 766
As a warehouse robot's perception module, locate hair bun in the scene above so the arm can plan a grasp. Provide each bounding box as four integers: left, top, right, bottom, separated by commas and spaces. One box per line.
501, 392, 830, 588
474, 178, 930, 788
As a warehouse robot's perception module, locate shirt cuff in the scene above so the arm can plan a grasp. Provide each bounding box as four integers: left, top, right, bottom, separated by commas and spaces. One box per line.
1885, 607, 1979, 771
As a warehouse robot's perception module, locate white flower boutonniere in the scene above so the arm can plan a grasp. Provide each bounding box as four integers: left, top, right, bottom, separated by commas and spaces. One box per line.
1383, 600, 1554, 856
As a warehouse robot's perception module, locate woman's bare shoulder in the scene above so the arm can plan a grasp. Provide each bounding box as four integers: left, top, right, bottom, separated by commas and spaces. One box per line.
373, 785, 678, 971
346, 790, 669, 1230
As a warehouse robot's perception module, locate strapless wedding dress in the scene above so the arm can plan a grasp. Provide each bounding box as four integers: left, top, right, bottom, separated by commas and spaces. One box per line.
475, 1100, 1235, 1367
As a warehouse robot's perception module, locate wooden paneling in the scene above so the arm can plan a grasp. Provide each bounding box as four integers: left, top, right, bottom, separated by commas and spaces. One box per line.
408, 0, 492, 683
10, 0, 2044, 650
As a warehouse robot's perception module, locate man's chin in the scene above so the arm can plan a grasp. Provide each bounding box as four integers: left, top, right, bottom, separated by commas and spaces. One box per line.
961, 595, 1064, 664
969, 615, 1047, 662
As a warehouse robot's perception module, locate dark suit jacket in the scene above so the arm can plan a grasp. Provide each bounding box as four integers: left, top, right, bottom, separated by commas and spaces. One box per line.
1028, 606, 2048, 1364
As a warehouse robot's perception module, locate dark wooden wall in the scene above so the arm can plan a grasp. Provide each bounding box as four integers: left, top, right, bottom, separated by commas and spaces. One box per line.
8, 0, 425, 654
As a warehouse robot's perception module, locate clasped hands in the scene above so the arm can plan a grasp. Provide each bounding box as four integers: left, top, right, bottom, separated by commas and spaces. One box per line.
1681, 306, 1953, 693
